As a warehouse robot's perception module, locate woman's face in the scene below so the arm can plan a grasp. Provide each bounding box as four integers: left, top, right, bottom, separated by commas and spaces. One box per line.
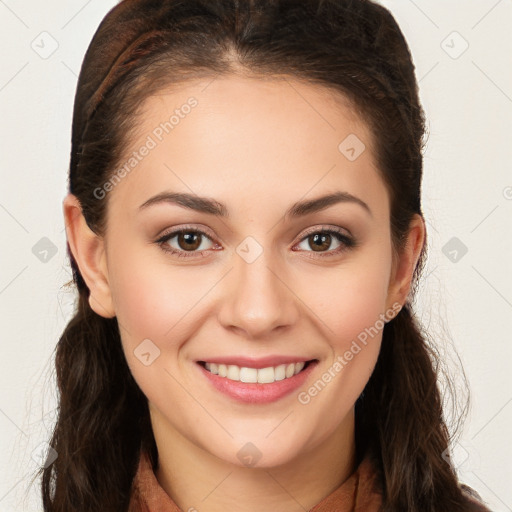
75, 76, 413, 468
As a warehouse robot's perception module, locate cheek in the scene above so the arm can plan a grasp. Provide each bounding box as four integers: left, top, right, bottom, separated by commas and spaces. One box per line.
107, 254, 205, 408
107, 245, 225, 393
300, 247, 392, 346
294, 257, 390, 435
108, 245, 209, 342
293, 245, 391, 411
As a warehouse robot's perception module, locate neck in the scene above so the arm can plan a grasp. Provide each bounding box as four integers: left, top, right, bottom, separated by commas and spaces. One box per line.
151, 407, 357, 512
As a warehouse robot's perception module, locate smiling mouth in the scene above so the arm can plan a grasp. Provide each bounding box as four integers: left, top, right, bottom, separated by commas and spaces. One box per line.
197, 360, 317, 384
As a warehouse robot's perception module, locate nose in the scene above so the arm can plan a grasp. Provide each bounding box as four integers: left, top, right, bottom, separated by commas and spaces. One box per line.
216, 248, 300, 340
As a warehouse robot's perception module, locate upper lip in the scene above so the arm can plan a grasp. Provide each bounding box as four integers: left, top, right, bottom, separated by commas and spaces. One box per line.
197, 355, 316, 369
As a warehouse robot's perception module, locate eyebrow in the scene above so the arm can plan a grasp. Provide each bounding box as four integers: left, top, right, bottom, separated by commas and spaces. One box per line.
138, 190, 372, 218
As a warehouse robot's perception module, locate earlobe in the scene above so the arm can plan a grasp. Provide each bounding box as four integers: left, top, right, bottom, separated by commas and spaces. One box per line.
62, 193, 116, 318
386, 214, 426, 310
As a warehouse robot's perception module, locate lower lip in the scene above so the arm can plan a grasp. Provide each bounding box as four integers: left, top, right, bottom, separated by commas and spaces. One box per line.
196, 361, 318, 404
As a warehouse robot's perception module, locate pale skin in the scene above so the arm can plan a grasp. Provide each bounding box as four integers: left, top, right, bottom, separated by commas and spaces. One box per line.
63, 75, 425, 512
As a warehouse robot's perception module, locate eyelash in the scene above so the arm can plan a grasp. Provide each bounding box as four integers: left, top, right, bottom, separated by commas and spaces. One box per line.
155, 225, 356, 260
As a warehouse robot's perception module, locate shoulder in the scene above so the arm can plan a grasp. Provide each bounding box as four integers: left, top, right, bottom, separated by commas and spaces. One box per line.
461, 484, 493, 512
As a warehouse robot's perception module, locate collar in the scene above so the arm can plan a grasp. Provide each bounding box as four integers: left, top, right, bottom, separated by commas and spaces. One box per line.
129, 450, 383, 512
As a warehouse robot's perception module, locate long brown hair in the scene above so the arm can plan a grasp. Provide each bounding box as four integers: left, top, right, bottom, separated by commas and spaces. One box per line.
40, 0, 484, 510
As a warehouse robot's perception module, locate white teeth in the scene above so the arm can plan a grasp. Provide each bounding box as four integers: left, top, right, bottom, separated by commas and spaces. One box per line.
226, 365, 239, 380
240, 367, 258, 383
203, 361, 308, 383
257, 367, 274, 384
295, 362, 305, 374
274, 364, 286, 381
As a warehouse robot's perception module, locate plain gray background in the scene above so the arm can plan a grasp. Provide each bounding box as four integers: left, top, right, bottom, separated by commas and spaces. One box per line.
0, 0, 511, 510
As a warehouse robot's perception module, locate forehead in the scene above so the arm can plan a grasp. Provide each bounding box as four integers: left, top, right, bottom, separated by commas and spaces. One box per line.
106, 75, 387, 220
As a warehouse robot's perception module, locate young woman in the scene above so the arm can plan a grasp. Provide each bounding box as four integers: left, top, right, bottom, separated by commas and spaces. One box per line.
40, 0, 492, 510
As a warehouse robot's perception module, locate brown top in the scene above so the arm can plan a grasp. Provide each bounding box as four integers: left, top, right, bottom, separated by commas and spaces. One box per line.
128, 450, 382, 512
128, 450, 492, 512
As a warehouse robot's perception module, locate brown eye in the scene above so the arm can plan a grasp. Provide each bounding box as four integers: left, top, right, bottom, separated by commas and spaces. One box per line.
308, 233, 333, 252
294, 228, 356, 258
156, 228, 217, 258
176, 232, 202, 251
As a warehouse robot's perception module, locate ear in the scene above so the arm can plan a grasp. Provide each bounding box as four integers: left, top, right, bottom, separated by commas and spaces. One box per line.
386, 214, 425, 311
62, 193, 115, 318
